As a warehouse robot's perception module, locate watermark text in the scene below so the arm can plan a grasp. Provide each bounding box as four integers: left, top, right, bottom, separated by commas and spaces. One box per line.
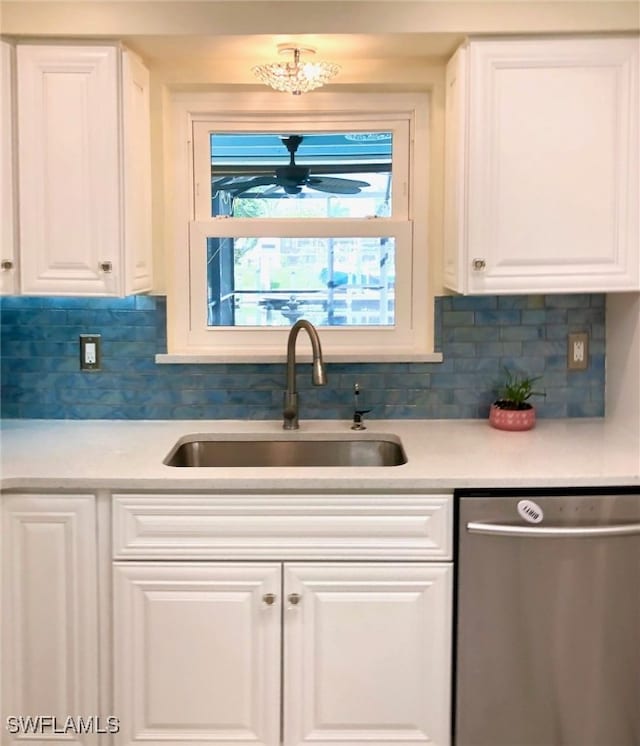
6, 715, 119, 735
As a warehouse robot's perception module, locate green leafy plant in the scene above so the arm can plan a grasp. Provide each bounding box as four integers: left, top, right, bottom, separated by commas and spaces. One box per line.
494, 368, 545, 411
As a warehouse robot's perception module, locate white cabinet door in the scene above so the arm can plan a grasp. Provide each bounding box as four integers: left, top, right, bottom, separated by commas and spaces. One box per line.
444, 37, 639, 294
16, 44, 152, 296
1, 40, 17, 294
283, 563, 453, 746
113, 562, 281, 746
1, 494, 100, 744
17, 45, 121, 295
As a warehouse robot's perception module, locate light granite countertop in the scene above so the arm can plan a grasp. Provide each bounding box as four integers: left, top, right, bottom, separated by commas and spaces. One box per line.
1, 418, 638, 492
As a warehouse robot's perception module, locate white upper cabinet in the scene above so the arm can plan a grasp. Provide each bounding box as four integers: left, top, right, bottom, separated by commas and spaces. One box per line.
444, 36, 639, 294
1, 40, 17, 294
15, 44, 152, 296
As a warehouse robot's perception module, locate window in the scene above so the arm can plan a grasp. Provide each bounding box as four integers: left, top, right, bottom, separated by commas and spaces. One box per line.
162, 93, 435, 362
201, 131, 398, 330
203, 235, 397, 328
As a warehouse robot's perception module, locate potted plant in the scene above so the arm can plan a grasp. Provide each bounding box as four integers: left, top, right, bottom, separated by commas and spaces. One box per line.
489, 368, 545, 431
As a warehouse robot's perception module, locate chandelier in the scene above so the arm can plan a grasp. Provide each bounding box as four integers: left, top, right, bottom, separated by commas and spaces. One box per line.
252, 46, 340, 96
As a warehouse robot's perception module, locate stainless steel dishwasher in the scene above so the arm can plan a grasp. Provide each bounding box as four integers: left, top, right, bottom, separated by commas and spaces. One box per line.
454, 488, 640, 746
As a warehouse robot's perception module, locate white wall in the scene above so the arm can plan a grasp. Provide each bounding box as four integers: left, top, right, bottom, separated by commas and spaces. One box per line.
606, 294, 640, 445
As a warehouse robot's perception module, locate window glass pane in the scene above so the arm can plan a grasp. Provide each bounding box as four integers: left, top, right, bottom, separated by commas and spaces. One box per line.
211, 132, 392, 218
205, 236, 396, 327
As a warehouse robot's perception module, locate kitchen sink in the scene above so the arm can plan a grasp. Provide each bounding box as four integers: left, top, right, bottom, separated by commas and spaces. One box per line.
163, 435, 407, 467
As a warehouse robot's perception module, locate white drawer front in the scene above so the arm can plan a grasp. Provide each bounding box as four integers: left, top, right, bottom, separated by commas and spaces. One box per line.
112, 493, 453, 561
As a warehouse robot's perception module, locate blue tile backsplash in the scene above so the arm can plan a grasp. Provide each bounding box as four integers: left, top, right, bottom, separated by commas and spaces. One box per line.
0, 294, 605, 420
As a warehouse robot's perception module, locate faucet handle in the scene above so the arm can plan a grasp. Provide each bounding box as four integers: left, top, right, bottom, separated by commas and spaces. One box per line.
351, 408, 371, 430
352, 383, 371, 429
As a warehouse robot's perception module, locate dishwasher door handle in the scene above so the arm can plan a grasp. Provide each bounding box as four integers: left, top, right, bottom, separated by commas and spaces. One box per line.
466, 521, 640, 538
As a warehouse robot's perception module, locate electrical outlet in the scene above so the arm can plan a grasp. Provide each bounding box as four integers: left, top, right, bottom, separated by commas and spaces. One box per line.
80, 334, 101, 371
568, 332, 589, 371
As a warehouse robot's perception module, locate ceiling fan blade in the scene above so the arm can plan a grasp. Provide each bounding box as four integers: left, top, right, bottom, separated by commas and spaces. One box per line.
307, 176, 370, 194
219, 175, 277, 194
310, 176, 370, 189
308, 183, 361, 195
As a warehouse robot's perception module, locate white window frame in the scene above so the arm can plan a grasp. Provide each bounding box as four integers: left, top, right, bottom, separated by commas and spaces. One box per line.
160, 92, 438, 363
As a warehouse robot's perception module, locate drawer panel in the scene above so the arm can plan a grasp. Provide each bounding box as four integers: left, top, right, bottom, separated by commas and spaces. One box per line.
112, 493, 453, 560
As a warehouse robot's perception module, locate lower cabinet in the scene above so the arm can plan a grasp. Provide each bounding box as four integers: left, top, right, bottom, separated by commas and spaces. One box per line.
0, 490, 453, 744
283, 563, 452, 745
113, 561, 452, 746
113, 563, 282, 745
1, 494, 100, 744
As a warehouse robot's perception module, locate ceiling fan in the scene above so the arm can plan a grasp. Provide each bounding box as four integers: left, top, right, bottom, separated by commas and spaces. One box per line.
217, 135, 371, 197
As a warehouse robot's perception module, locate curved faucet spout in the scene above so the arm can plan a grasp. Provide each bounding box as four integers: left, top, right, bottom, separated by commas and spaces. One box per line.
283, 320, 327, 430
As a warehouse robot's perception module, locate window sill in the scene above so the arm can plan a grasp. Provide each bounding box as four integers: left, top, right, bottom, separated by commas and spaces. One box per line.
155, 351, 444, 365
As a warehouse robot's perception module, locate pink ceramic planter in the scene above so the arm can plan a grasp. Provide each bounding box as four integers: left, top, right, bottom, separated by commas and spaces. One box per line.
489, 403, 536, 431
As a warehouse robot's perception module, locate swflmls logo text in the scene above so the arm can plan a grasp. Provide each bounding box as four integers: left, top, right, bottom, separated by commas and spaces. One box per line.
6, 715, 120, 735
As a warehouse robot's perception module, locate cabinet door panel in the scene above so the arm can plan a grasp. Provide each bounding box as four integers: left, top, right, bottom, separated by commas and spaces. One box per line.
112, 493, 453, 561
1, 494, 99, 744
17, 45, 120, 295
466, 38, 638, 293
113, 562, 281, 746
283, 563, 452, 746
445, 37, 639, 294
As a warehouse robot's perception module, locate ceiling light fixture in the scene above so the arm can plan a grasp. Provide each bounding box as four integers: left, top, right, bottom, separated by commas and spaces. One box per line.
252, 45, 340, 96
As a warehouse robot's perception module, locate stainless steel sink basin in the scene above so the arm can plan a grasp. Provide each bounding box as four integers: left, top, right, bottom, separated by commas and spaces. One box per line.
164, 435, 407, 467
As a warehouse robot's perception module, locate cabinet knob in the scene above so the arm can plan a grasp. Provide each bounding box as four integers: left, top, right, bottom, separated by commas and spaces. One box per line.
262, 593, 277, 606
99, 261, 113, 273
1, 260, 14, 271
287, 592, 302, 607
472, 258, 486, 272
